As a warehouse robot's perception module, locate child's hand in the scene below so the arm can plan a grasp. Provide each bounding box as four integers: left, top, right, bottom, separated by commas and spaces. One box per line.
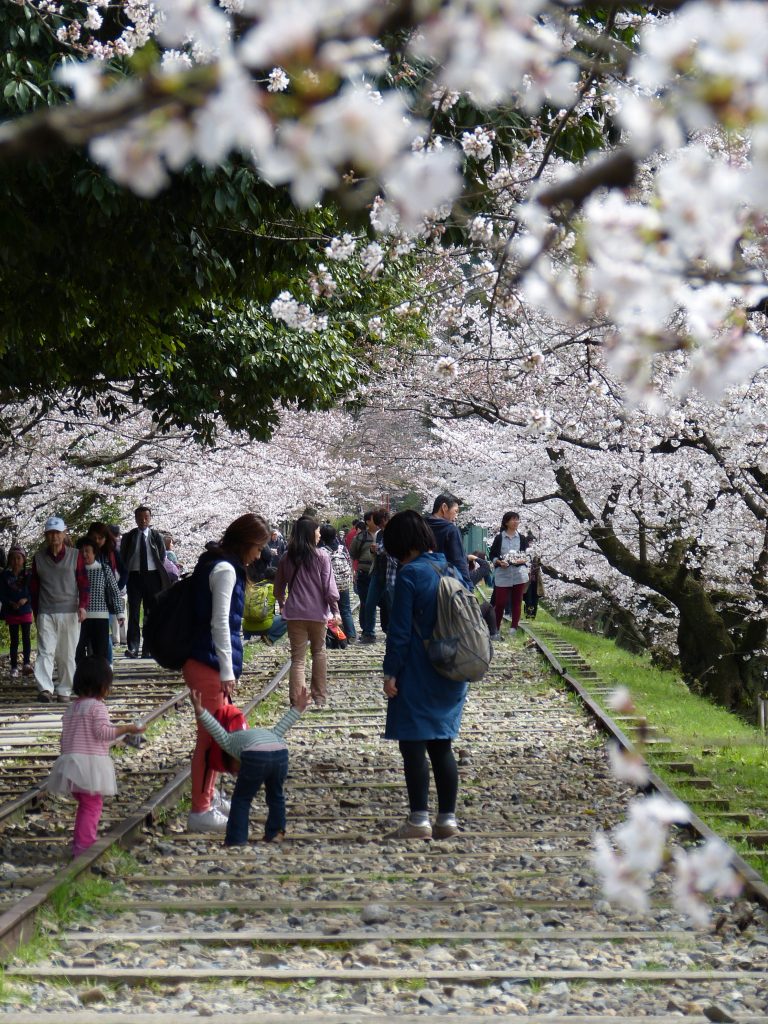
126, 722, 147, 735
293, 688, 311, 712
190, 690, 204, 717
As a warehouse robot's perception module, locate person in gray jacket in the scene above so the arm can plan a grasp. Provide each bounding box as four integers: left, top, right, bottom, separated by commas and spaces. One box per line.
31, 517, 89, 703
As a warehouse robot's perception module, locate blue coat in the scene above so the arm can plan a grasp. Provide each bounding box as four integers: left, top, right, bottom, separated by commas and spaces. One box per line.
382, 552, 468, 740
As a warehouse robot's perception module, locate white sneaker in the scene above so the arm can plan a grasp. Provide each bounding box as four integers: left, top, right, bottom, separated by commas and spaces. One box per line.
214, 795, 231, 815
187, 808, 228, 833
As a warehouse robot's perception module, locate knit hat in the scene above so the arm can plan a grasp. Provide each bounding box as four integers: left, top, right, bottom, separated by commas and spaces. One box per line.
8, 545, 25, 559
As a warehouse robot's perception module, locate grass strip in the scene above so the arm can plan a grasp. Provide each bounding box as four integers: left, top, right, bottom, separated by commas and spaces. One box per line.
529, 608, 768, 877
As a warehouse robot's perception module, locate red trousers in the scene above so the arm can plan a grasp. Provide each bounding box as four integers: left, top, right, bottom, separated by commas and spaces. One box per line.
182, 659, 226, 813
494, 583, 527, 630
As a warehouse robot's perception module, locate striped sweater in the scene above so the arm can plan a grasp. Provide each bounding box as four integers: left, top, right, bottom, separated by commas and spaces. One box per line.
60, 698, 119, 755
197, 706, 302, 755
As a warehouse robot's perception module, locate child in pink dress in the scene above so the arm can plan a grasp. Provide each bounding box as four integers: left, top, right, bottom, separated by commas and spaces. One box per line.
46, 657, 146, 857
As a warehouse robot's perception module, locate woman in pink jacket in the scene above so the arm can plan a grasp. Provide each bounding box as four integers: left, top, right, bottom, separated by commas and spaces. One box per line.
274, 516, 340, 707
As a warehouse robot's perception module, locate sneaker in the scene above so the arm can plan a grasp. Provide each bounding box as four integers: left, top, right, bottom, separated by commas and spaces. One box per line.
187, 808, 228, 833
21, 665, 33, 677
125, 649, 139, 659
55, 694, 71, 704
37, 691, 53, 703
9, 668, 19, 680
386, 819, 432, 840
358, 634, 376, 645
433, 821, 460, 839
264, 831, 285, 844
214, 794, 231, 815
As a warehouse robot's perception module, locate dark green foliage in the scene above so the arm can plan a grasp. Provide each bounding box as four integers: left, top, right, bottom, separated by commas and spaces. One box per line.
0, 3, 420, 440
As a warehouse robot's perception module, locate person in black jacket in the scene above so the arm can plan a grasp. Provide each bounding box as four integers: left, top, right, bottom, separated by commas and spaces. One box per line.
120, 506, 169, 658
424, 494, 472, 590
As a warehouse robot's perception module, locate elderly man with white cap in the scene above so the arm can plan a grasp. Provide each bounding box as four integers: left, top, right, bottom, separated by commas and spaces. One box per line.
30, 516, 89, 703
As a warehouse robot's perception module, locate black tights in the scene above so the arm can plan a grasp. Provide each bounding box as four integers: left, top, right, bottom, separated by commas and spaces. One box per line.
398, 739, 458, 815
9, 622, 31, 668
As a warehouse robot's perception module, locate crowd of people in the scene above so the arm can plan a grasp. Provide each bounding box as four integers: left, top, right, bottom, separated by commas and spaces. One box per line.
0, 498, 545, 855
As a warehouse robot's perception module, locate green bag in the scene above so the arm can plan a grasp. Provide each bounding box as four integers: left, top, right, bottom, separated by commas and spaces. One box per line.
242, 580, 275, 633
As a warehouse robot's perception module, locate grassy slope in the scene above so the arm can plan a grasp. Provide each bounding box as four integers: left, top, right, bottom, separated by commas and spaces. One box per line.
527, 609, 768, 876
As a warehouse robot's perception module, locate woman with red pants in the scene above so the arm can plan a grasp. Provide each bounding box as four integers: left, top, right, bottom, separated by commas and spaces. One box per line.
183, 514, 269, 832
489, 511, 529, 635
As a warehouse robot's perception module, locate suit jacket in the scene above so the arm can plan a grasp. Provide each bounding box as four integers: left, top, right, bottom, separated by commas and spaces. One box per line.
121, 528, 169, 587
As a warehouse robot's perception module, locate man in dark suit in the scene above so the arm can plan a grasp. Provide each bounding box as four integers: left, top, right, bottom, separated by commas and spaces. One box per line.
120, 505, 169, 657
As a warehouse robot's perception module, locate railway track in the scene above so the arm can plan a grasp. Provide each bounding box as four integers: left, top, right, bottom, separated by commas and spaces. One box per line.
0, 639, 767, 1021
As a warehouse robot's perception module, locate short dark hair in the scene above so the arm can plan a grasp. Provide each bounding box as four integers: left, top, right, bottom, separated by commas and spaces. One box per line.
501, 511, 521, 530
79, 537, 98, 555
135, 505, 152, 516
432, 493, 459, 514
373, 508, 389, 528
363, 509, 377, 523
73, 657, 113, 699
319, 524, 338, 548
382, 510, 437, 561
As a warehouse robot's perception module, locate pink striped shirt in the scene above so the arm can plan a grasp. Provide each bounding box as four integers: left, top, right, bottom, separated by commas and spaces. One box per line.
60, 698, 119, 756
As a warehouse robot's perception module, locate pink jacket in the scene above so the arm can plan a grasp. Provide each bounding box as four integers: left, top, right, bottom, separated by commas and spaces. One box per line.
274, 548, 339, 622
60, 699, 119, 756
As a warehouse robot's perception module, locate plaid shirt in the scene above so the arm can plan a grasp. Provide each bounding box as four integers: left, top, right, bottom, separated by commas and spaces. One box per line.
30, 547, 90, 613
386, 555, 398, 589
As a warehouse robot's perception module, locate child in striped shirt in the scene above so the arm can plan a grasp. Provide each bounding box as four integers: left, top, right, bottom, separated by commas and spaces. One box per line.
190, 687, 309, 846
46, 657, 146, 857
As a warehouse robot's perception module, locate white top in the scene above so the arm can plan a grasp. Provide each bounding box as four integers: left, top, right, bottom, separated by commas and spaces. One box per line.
494, 532, 529, 587
210, 561, 237, 681
128, 527, 160, 572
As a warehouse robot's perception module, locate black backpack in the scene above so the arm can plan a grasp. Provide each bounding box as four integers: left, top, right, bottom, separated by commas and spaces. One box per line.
143, 575, 196, 670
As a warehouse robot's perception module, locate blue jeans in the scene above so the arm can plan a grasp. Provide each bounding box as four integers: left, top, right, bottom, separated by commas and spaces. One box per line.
225, 747, 289, 845
338, 589, 356, 640
243, 614, 288, 644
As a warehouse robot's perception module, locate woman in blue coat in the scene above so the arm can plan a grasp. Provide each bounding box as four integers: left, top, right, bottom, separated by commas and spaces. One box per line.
382, 510, 468, 840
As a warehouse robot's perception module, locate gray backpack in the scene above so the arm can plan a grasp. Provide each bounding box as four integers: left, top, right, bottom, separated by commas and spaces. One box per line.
418, 563, 493, 682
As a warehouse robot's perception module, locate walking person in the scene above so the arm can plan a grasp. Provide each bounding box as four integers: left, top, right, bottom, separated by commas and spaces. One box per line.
31, 516, 89, 703
381, 510, 468, 840
86, 523, 126, 663
489, 511, 529, 633
524, 554, 544, 619
190, 686, 309, 846
349, 509, 386, 642
76, 538, 122, 663
319, 524, 356, 642
45, 657, 146, 857
121, 506, 169, 658
0, 546, 34, 679
274, 516, 340, 707
183, 513, 270, 832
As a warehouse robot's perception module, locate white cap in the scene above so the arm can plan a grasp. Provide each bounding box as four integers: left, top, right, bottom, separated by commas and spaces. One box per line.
43, 516, 67, 532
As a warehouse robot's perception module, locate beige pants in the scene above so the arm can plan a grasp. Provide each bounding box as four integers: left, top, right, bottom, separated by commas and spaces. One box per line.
286, 619, 328, 705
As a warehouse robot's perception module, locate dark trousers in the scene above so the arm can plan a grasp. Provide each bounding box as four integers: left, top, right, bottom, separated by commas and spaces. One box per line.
338, 589, 356, 640
127, 570, 163, 654
9, 622, 31, 668
355, 571, 372, 634
225, 747, 289, 845
398, 739, 458, 815
76, 619, 110, 662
